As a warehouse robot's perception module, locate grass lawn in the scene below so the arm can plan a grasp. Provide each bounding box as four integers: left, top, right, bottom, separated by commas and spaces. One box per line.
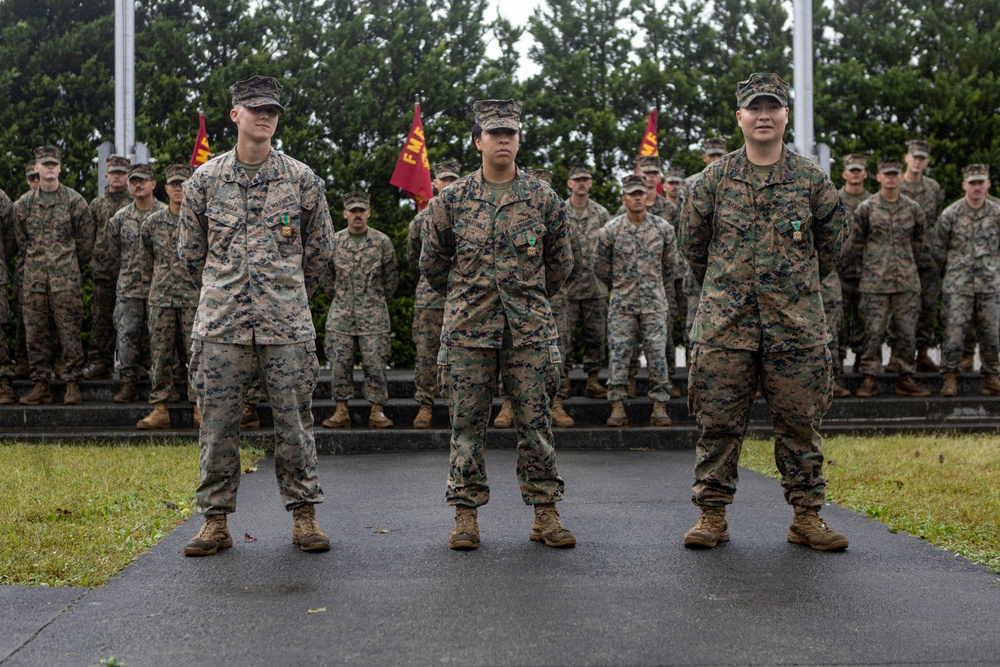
741, 433, 1000, 573
0, 441, 262, 587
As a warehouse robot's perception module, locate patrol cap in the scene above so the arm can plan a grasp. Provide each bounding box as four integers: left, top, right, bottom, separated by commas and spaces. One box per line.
529, 168, 553, 185
736, 73, 789, 108
128, 164, 154, 180
907, 140, 932, 158
434, 160, 461, 180
622, 173, 647, 194
663, 166, 685, 183
703, 137, 728, 156
165, 164, 194, 184
342, 191, 370, 211
230, 75, 285, 113
843, 153, 868, 171
472, 99, 521, 132
567, 163, 592, 180
636, 155, 662, 173
34, 146, 61, 165
963, 164, 990, 182
24, 161, 38, 177
106, 155, 131, 173
878, 158, 904, 174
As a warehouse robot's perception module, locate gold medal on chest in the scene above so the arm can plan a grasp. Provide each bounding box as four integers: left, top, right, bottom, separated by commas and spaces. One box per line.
281, 214, 292, 237
527, 235, 537, 257
792, 220, 802, 242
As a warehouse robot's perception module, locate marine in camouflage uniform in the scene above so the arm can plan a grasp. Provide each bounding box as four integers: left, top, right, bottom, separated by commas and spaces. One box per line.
899, 139, 946, 372
663, 167, 691, 364
178, 75, 335, 556
85, 154, 133, 379
107, 164, 167, 402
136, 164, 200, 429
836, 153, 873, 373
407, 160, 461, 428
929, 164, 1000, 396
421, 99, 576, 550
321, 190, 398, 429
14, 146, 95, 405
851, 158, 933, 398
680, 74, 849, 551
11, 161, 40, 377
594, 174, 680, 427
0, 188, 15, 403
564, 162, 611, 399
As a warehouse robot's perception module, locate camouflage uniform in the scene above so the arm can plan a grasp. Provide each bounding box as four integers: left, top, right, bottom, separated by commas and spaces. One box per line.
820, 271, 843, 381
929, 189, 1000, 375
594, 200, 680, 403
107, 181, 166, 383
87, 155, 133, 370
178, 128, 334, 513
407, 208, 446, 406
324, 209, 398, 406
899, 168, 945, 353
836, 185, 872, 363
421, 160, 572, 508
13, 170, 95, 383
681, 141, 847, 509
141, 167, 200, 404
0, 189, 14, 380
564, 194, 610, 373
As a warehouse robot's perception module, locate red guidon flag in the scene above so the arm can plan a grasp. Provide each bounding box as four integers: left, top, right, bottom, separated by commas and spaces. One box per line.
390, 103, 433, 210
190, 113, 210, 166
637, 109, 662, 194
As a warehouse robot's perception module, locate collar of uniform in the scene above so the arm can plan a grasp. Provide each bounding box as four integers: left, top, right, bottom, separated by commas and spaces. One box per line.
468, 167, 533, 206
34, 184, 67, 207
219, 148, 283, 186
726, 145, 796, 190
341, 227, 374, 249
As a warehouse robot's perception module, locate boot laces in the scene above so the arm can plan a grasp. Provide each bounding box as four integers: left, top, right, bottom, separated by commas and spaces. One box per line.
696, 508, 726, 531
455, 507, 477, 534
293, 506, 320, 535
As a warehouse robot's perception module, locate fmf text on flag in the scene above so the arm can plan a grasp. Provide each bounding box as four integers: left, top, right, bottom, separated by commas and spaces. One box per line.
190, 114, 210, 166
390, 103, 433, 210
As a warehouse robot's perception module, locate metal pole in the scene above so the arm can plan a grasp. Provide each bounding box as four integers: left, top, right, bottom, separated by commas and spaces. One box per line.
114, 0, 124, 155
114, 0, 136, 160
792, 0, 814, 161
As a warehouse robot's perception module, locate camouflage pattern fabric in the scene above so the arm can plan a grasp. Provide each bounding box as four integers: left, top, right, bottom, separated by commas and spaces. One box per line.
851, 193, 930, 294
190, 339, 323, 514
563, 198, 610, 301
178, 148, 334, 344
616, 194, 679, 224
940, 293, 999, 374
607, 310, 671, 401
688, 343, 832, 508
437, 342, 564, 507
566, 298, 607, 373
0, 193, 12, 378
325, 331, 390, 404
21, 288, 84, 382
420, 168, 573, 348
681, 146, 847, 352
407, 210, 445, 310
323, 226, 397, 335
148, 305, 196, 403
901, 176, 946, 349
857, 291, 920, 375
88, 189, 132, 367
550, 288, 572, 398
141, 209, 201, 308
113, 297, 147, 382
412, 306, 443, 405
820, 270, 843, 380
837, 188, 873, 362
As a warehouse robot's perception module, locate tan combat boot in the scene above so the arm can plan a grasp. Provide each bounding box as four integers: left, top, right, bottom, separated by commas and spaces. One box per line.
493, 398, 514, 428
627, 374, 638, 399
981, 374, 1000, 396
915, 347, 939, 373
449, 505, 480, 550
959, 355, 974, 373
668, 385, 682, 399
193, 404, 202, 429
551, 397, 574, 428
606, 400, 628, 427
183, 514, 233, 556
787, 506, 848, 551
112, 380, 139, 403
63, 382, 83, 405
369, 403, 393, 428
413, 402, 433, 429
530, 503, 576, 548
584, 371, 607, 399
831, 382, 851, 398
0, 378, 16, 405
322, 400, 351, 428
683, 506, 730, 548
884, 353, 901, 374
940, 372, 958, 397
82, 362, 111, 380
292, 504, 330, 552
137, 403, 171, 430
854, 375, 878, 398
896, 374, 931, 397
241, 403, 261, 429
19, 379, 52, 405
649, 402, 672, 426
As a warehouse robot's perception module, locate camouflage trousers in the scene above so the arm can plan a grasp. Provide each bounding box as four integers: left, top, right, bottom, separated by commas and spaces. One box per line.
567, 298, 608, 373
23, 287, 84, 382
688, 344, 832, 508
190, 339, 322, 514
0, 290, 13, 379
673, 277, 688, 352
613, 310, 671, 402
148, 305, 196, 404
821, 273, 843, 379
550, 291, 571, 398
326, 331, 390, 404
88, 272, 117, 367
916, 266, 942, 349
859, 291, 919, 376
114, 297, 149, 382
839, 275, 865, 360
437, 341, 564, 508
412, 307, 443, 406
940, 292, 999, 374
